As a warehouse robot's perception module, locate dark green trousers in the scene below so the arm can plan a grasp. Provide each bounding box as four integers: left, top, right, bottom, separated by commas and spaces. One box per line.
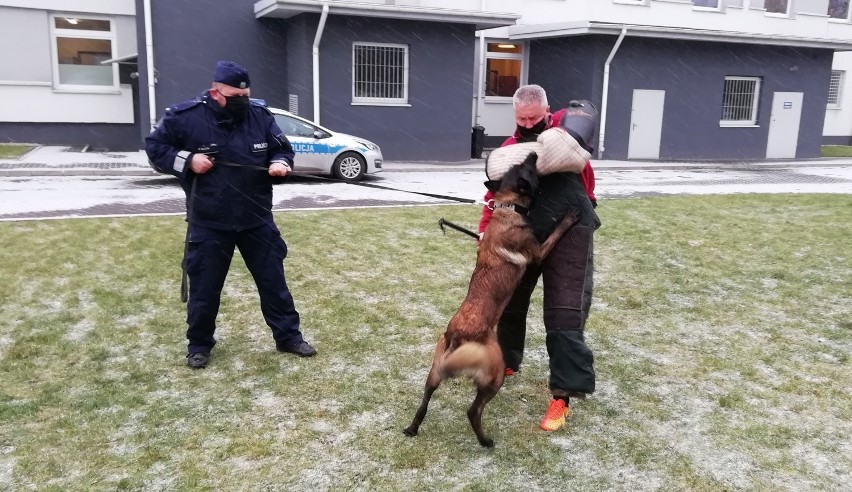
497, 225, 596, 396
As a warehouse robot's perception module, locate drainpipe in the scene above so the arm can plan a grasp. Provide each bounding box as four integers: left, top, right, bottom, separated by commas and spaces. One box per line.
474, 31, 485, 126
143, 0, 157, 130
598, 26, 626, 159
313, 2, 329, 124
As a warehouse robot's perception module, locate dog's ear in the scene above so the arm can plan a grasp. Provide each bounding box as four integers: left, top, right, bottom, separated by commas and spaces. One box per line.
517, 176, 534, 195
522, 151, 538, 168
484, 180, 501, 192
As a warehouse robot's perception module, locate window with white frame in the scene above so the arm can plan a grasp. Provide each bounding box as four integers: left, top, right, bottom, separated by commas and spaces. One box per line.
828, 0, 850, 19
721, 76, 761, 126
828, 70, 844, 108
764, 0, 789, 15
484, 42, 523, 98
51, 15, 116, 89
352, 42, 408, 104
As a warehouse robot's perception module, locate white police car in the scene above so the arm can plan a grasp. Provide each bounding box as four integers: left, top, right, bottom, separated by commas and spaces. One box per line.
269, 108, 382, 182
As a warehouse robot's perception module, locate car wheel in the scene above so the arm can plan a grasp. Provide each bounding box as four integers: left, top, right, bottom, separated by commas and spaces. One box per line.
332, 152, 366, 182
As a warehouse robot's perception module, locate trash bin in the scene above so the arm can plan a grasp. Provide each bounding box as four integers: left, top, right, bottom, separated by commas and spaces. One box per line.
471, 125, 485, 159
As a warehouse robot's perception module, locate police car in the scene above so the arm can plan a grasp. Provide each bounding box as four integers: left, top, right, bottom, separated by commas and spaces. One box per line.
268, 108, 382, 182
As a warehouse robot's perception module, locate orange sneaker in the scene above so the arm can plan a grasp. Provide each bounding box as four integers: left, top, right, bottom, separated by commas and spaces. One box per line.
540, 398, 569, 431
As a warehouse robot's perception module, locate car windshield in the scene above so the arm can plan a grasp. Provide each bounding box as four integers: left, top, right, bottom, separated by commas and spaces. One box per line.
274, 114, 322, 138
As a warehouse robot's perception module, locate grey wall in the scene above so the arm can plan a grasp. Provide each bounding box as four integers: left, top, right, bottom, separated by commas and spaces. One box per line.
530, 35, 833, 160
312, 16, 477, 161
284, 15, 315, 119
137, 0, 290, 131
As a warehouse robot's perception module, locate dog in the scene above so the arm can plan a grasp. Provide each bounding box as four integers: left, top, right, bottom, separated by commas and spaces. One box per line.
403, 152, 579, 447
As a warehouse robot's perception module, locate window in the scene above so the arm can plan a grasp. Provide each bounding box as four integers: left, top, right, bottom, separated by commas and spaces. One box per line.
50, 15, 116, 89
484, 42, 523, 98
764, 0, 789, 15
721, 76, 761, 126
352, 42, 408, 105
274, 113, 329, 138
693, 0, 720, 8
828, 71, 845, 108
828, 0, 850, 19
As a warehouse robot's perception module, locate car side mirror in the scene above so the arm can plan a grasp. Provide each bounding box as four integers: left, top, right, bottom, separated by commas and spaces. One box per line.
312, 130, 325, 139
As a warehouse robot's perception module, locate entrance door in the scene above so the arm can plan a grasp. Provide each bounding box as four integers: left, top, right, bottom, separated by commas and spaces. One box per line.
766, 92, 803, 159
627, 89, 665, 160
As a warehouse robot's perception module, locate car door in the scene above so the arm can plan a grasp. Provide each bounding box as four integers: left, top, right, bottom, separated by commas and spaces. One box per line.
272, 113, 329, 172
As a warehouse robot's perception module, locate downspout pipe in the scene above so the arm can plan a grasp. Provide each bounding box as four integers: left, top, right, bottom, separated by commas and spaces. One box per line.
313, 2, 330, 124
143, 0, 156, 130
598, 27, 626, 159
474, 31, 485, 126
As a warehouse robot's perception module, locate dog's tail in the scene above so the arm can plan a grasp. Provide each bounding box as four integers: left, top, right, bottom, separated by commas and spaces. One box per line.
442, 342, 497, 386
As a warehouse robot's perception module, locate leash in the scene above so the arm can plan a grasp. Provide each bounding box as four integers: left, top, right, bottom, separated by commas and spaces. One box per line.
438, 218, 479, 239
180, 176, 197, 302
180, 159, 269, 302
179, 160, 481, 300
292, 172, 479, 204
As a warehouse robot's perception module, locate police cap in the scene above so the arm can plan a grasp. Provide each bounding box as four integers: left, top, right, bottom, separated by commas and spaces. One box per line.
214, 60, 250, 89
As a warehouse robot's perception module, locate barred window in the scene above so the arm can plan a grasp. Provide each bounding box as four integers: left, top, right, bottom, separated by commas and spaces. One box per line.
828, 70, 844, 107
352, 42, 408, 105
721, 76, 761, 126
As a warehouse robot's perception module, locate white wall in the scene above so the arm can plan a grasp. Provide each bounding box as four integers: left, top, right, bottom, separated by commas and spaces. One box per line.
478, 0, 852, 42
0, 4, 137, 124
0, 84, 135, 123
824, 51, 852, 138
0, 7, 52, 82
0, 0, 134, 15
474, 0, 852, 143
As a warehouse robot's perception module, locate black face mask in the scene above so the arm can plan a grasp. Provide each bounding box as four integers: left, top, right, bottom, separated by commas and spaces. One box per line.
516, 118, 548, 142
224, 95, 250, 121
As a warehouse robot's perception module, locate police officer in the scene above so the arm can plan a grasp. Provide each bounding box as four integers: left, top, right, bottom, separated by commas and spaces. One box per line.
145, 60, 316, 369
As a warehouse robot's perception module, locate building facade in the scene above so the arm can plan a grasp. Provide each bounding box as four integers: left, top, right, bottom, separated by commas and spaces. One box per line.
2, 0, 852, 161
0, 0, 139, 150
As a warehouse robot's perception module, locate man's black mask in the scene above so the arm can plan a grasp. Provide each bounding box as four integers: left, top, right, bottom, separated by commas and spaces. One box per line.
516, 118, 547, 142
224, 95, 250, 121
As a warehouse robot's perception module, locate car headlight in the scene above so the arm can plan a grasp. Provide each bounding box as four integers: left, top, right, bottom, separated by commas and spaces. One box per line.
356, 140, 379, 152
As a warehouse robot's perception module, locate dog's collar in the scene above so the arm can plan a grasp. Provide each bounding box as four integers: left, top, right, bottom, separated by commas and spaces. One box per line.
486, 199, 529, 216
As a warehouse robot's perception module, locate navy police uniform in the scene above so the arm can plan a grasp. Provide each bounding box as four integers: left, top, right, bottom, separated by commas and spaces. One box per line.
145, 61, 308, 356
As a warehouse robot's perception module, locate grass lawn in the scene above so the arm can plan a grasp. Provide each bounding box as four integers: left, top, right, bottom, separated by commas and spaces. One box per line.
0, 144, 35, 159
1, 195, 850, 491
820, 145, 852, 157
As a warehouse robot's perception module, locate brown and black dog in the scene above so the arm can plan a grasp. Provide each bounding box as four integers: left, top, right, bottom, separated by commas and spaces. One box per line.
403, 153, 579, 447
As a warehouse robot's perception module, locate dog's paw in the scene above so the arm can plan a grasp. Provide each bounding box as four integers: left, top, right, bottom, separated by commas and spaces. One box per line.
402, 427, 418, 437
479, 436, 495, 448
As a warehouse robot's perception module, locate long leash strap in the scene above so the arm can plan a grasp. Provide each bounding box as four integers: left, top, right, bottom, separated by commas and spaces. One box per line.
181, 175, 197, 302
292, 172, 479, 204
439, 218, 479, 239
215, 158, 478, 204
179, 160, 478, 300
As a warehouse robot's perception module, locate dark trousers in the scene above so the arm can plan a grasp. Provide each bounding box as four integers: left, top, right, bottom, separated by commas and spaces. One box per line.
497, 225, 596, 396
184, 223, 303, 353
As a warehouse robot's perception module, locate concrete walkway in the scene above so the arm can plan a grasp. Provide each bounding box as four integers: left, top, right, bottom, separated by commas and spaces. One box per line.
2, 145, 852, 177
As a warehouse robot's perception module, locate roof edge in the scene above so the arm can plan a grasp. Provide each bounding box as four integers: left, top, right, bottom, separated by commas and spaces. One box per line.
254, 0, 519, 29
508, 21, 852, 50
